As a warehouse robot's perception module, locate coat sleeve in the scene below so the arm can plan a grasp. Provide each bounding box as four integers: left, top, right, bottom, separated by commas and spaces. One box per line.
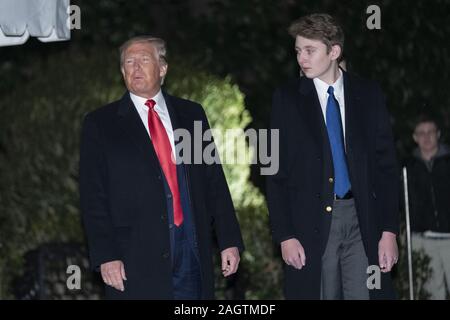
373, 84, 400, 235
79, 113, 119, 270
265, 88, 296, 244
199, 108, 245, 252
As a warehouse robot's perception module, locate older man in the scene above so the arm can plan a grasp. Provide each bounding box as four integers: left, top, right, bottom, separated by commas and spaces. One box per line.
80, 36, 243, 299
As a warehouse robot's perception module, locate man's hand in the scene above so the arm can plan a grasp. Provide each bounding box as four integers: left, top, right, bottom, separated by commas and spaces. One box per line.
378, 231, 398, 273
281, 238, 306, 269
221, 247, 240, 277
100, 260, 127, 291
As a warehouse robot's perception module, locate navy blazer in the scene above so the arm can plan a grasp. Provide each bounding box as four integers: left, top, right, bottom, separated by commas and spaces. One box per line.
266, 72, 399, 299
80, 91, 244, 299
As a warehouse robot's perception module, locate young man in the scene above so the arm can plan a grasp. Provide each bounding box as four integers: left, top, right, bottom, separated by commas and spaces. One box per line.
80, 36, 243, 299
407, 115, 450, 299
266, 14, 399, 299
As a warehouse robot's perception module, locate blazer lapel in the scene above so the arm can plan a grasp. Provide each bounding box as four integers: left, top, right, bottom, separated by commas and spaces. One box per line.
343, 72, 367, 195
163, 91, 183, 132
117, 92, 161, 175
163, 91, 196, 174
343, 72, 364, 156
297, 77, 327, 154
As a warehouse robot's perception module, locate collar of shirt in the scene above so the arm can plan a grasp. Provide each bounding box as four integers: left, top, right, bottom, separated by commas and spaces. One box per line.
129, 90, 176, 159
313, 69, 344, 108
129, 90, 168, 117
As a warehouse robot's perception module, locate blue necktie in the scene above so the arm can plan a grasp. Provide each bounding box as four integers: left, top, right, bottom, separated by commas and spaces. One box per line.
326, 86, 351, 197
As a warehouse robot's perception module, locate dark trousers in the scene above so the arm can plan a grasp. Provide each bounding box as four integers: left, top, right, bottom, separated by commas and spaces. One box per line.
172, 224, 202, 299
321, 198, 370, 299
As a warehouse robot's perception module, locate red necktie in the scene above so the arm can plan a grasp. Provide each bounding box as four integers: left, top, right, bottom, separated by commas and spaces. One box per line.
145, 99, 183, 226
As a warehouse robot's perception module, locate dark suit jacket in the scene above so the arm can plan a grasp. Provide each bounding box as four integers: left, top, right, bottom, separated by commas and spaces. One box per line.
266, 72, 399, 299
79, 91, 244, 299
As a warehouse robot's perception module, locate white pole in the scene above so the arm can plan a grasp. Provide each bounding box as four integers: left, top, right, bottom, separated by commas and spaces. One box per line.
403, 166, 414, 300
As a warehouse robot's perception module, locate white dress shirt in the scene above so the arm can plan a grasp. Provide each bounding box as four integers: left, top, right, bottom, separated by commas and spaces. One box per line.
130, 90, 176, 159
313, 70, 346, 139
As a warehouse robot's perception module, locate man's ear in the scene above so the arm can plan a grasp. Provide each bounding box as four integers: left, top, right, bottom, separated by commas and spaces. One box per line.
160, 63, 168, 78
437, 130, 441, 139
330, 45, 341, 61
412, 133, 418, 144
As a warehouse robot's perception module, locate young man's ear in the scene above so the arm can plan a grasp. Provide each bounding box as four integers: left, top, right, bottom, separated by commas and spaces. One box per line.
330, 44, 342, 61
412, 133, 418, 144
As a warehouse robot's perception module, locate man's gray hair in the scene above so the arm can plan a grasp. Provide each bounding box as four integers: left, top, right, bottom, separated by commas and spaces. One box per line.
119, 36, 167, 67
